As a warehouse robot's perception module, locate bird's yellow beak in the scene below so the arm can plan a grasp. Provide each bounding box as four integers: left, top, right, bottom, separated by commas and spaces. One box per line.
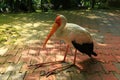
43, 23, 59, 48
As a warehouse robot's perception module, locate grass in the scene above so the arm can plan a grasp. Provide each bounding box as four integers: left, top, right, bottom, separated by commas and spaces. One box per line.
0, 9, 120, 47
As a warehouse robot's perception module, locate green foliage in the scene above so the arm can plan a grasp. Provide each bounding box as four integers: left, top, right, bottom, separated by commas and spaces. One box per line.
0, 0, 120, 12
0, 0, 35, 13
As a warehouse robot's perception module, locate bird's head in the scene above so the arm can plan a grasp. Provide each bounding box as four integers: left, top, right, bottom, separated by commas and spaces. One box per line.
43, 14, 67, 48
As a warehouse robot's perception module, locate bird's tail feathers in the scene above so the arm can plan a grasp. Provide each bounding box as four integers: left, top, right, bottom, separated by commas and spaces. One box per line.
92, 51, 97, 56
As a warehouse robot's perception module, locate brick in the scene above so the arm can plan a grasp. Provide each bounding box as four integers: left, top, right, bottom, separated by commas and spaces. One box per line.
30, 56, 44, 64
8, 72, 26, 80
113, 72, 120, 80
113, 63, 120, 73
101, 49, 111, 55
40, 49, 48, 56
19, 63, 28, 73
102, 54, 117, 63
102, 63, 120, 73
93, 54, 105, 63
28, 48, 40, 56
46, 55, 58, 62
21, 49, 29, 55
0, 63, 9, 74
0, 11, 120, 80
48, 63, 62, 72
0, 47, 8, 56
50, 49, 60, 55
88, 63, 103, 73
28, 43, 41, 48
5, 62, 23, 73
114, 55, 120, 62
40, 75, 56, 80
77, 55, 90, 62
45, 44, 55, 49
100, 72, 118, 80
89, 63, 104, 73
56, 72, 71, 80
7, 53, 21, 63
20, 55, 31, 64
0, 56, 8, 64
86, 73, 102, 80
80, 61, 104, 73
34, 67, 48, 75
24, 72, 40, 80
113, 49, 120, 56
70, 71, 86, 80
4, 48, 19, 56
0, 72, 11, 80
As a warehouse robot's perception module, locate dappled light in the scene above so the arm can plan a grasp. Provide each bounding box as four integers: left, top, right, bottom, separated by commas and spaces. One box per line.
0, 10, 120, 47
0, 13, 56, 46
0, 10, 120, 79
0, 33, 119, 79
0, 47, 8, 56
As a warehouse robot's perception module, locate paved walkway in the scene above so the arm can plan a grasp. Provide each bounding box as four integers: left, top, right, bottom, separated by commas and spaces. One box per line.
0, 10, 120, 80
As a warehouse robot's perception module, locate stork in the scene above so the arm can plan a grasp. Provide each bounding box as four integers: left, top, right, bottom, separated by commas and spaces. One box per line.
29, 14, 97, 76
43, 14, 97, 59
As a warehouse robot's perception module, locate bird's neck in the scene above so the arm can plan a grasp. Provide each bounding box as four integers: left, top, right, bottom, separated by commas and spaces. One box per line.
55, 20, 66, 38
60, 20, 67, 30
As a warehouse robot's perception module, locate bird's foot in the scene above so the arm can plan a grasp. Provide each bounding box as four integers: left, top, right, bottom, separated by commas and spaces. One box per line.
28, 60, 65, 69
46, 64, 73, 77
28, 63, 45, 69
46, 69, 58, 77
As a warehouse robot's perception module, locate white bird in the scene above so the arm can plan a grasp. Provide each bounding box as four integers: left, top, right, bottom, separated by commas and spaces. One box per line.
29, 15, 97, 76
43, 14, 97, 64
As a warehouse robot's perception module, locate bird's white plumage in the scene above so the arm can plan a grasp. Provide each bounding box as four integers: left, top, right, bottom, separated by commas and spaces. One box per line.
54, 21, 93, 46
31, 15, 96, 72
50, 15, 93, 47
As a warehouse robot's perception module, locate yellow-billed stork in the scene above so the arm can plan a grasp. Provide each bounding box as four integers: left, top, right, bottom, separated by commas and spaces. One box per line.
43, 14, 97, 63
29, 14, 97, 76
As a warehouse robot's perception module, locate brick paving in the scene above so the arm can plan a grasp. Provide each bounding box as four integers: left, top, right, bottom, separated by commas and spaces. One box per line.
0, 10, 120, 80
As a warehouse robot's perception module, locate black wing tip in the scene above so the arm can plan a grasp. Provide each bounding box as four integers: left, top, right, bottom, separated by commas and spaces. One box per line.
92, 52, 97, 56
72, 40, 98, 56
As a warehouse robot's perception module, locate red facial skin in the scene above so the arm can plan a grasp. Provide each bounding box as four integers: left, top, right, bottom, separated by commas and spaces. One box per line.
55, 16, 61, 27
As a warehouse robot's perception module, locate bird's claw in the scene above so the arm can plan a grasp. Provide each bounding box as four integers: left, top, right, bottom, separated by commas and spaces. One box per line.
28, 63, 43, 69
46, 70, 57, 77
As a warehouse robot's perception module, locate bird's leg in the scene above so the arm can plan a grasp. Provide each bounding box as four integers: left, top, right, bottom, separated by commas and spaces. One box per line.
46, 49, 81, 76
46, 64, 73, 77
63, 45, 69, 61
45, 45, 71, 76
28, 45, 70, 69
73, 49, 83, 70
73, 49, 77, 64
28, 61, 63, 69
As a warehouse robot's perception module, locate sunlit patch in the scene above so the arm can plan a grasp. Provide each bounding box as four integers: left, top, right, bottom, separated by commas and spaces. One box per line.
46, 44, 54, 48
108, 13, 115, 16
23, 23, 33, 27
86, 15, 100, 19
56, 55, 64, 61
0, 10, 120, 79
0, 47, 8, 56
40, 75, 56, 80
33, 22, 41, 27
97, 43, 107, 46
